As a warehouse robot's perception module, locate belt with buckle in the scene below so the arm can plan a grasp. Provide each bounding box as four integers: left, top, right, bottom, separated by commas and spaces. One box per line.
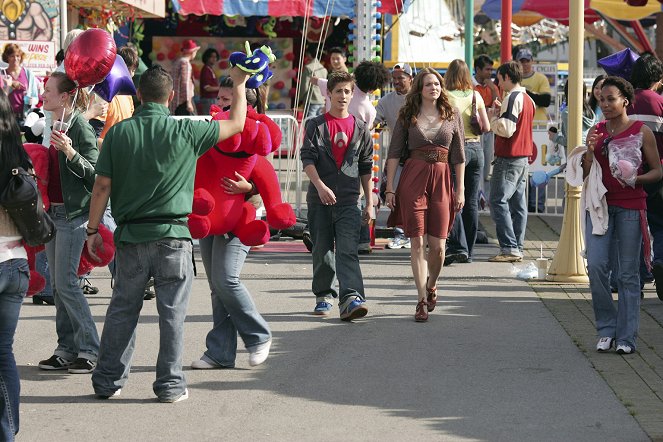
409, 148, 449, 163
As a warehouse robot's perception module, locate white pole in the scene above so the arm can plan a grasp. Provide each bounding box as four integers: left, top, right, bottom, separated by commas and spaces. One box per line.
59, 0, 68, 49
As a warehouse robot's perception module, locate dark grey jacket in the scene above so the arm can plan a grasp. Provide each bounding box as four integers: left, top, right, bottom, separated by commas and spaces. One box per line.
300, 114, 373, 206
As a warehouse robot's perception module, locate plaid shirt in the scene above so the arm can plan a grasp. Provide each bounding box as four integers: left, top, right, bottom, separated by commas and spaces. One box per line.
170, 57, 194, 112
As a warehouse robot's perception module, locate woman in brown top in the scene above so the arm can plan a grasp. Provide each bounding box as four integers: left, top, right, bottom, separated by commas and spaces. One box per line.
385, 68, 465, 322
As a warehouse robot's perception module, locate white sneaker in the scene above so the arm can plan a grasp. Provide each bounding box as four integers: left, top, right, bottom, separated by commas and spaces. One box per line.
191, 359, 221, 369
96, 389, 121, 399
596, 337, 614, 352
616, 344, 634, 355
159, 388, 189, 403
248, 340, 271, 367
386, 237, 411, 249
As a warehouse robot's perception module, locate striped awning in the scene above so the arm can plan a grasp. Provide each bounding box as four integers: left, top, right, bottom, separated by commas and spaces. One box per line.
175, 0, 407, 17
481, 0, 663, 24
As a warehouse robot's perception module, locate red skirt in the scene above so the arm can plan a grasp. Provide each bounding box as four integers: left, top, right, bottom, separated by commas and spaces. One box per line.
387, 157, 455, 239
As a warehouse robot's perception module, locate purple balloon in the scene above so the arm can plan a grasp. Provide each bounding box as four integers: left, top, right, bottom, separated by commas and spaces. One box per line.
93, 55, 136, 102
598, 48, 640, 80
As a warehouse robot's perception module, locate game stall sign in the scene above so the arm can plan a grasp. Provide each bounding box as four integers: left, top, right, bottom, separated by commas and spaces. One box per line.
150, 37, 295, 111
0, 40, 56, 74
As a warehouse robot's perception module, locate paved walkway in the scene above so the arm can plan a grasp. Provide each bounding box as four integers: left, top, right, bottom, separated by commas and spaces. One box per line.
518, 215, 663, 441
12, 214, 659, 441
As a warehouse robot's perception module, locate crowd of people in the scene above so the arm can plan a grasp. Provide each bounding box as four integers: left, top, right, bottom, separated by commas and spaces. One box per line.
1, 33, 662, 441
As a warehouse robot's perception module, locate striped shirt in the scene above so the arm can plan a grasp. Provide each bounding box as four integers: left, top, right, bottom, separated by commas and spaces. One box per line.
170, 57, 195, 113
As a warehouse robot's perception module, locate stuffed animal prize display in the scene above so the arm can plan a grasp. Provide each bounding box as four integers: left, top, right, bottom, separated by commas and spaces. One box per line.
150, 37, 295, 110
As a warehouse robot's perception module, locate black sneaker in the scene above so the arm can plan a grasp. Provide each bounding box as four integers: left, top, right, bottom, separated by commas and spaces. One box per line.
444, 253, 468, 266
144, 279, 156, 300
32, 294, 55, 305
38, 355, 73, 370
68, 357, 96, 374
81, 278, 99, 295
653, 262, 663, 301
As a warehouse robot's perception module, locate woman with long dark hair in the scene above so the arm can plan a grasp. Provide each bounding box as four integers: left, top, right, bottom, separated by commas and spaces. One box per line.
550, 81, 597, 150
37, 72, 100, 374
0, 89, 31, 440
199, 48, 220, 115
384, 68, 465, 322
588, 74, 606, 122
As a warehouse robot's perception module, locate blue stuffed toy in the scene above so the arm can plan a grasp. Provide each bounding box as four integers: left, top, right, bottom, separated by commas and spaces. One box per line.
229, 42, 276, 88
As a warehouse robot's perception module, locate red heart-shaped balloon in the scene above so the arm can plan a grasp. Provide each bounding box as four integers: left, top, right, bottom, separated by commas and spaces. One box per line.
64, 28, 117, 88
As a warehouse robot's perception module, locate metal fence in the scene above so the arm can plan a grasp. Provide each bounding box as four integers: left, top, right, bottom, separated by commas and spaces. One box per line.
263, 115, 568, 218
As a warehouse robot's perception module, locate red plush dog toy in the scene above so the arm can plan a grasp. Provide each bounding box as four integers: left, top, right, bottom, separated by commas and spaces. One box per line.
189, 105, 296, 246
22, 143, 115, 296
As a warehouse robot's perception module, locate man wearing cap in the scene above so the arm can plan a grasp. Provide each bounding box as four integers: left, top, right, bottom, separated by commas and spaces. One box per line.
516, 48, 551, 126
170, 39, 200, 115
375, 62, 413, 249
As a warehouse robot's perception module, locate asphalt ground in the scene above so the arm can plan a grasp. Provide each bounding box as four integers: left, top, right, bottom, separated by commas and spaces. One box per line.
12, 213, 658, 441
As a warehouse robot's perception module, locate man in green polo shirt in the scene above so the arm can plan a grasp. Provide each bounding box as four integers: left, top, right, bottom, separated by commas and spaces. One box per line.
85, 65, 249, 403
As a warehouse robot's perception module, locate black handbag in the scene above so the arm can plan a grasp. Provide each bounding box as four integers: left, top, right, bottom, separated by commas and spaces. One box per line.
0, 167, 55, 246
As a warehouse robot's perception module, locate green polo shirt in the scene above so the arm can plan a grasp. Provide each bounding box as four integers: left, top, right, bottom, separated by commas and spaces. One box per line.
96, 103, 219, 245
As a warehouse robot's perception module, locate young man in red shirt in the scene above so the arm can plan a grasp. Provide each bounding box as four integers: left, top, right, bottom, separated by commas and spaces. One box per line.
300, 71, 374, 320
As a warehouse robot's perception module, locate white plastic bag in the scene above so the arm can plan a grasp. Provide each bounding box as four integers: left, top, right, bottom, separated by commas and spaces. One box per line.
512, 262, 538, 280
607, 133, 642, 188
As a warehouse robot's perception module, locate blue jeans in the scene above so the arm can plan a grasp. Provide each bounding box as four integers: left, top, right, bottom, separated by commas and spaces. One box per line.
45, 205, 99, 361
489, 157, 528, 256
0, 258, 28, 440
198, 234, 271, 367
648, 194, 663, 264
528, 182, 546, 213
462, 142, 484, 258
446, 163, 468, 256
586, 207, 642, 349
35, 250, 52, 298
92, 239, 193, 400
448, 141, 484, 258
481, 131, 494, 181
308, 203, 365, 303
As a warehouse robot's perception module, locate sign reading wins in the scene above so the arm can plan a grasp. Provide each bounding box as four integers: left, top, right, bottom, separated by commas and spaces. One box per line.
0, 40, 56, 74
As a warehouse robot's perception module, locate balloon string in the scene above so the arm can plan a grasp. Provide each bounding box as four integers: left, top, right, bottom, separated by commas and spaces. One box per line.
86, 84, 96, 115
59, 88, 79, 135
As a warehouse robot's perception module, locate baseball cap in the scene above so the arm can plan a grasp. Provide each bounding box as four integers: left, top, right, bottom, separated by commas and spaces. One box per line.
393, 62, 413, 76
516, 48, 533, 61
